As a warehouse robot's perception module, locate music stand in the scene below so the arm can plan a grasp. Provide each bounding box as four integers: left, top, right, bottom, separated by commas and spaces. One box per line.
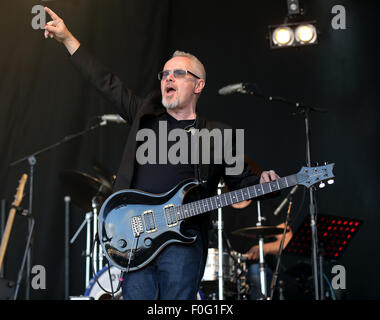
285, 214, 363, 260
285, 213, 362, 299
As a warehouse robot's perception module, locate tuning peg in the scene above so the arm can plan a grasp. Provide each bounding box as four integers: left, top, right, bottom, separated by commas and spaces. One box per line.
319, 182, 326, 189
327, 179, 334, 185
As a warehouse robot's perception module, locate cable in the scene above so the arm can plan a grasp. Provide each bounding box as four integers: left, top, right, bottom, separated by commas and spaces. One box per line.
90, 236, 123, 297
90, 233, 138, 299
323, 273, 336, 300
289, 185, 306, 230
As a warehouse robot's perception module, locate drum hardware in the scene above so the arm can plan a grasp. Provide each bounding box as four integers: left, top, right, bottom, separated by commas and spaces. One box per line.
216, 180, 225, 300
60, 165, 123, 299
232, 210, 288, 300
60, 169, 113, 288
210, 180, 249, 300
64, 196, 70, 300
200, 248, 249, 300
256, 200, 267, 299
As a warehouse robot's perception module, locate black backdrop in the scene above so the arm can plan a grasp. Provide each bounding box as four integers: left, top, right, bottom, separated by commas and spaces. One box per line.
0, 0, 379, 300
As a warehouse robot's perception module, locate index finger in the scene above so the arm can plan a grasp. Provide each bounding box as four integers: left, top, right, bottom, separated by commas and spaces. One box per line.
45, 7, 60, 21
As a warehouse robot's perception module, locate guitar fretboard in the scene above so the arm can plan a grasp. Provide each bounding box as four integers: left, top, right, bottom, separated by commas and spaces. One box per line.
174, 174, 298, 220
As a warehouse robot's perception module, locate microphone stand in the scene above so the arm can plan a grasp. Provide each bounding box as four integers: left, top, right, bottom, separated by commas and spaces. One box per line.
243, 86, 327, 300
269, 195, 293, 299
8, 120, 109, 299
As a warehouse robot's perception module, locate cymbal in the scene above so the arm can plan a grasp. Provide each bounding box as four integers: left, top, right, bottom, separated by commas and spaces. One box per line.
92, 160, 114, 190
231, 226, 285, 239
59, 170, 112, 212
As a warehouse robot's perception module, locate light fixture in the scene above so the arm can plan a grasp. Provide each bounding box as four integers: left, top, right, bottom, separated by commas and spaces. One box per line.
268, 21, 318, 49
272, 27, 294, 46
295, 24, 317, 44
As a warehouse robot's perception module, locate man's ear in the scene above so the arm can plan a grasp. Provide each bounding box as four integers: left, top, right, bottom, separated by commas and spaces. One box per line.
194, 79, 205, 94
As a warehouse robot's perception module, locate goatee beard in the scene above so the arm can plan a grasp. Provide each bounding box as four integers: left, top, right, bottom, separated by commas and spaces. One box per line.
162, 97, 179, 109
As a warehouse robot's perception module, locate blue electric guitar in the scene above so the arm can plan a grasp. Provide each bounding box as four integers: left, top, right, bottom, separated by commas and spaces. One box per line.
98, 164, 335, 272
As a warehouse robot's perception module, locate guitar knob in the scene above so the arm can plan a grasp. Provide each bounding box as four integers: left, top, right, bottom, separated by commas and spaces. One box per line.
118, 239, 127, 248
144, 238, 152, 247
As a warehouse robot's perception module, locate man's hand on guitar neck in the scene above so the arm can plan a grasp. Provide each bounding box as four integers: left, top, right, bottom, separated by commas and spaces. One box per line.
233, 170, 280, 209
259, 170, 280, 184
44, 7, 80, 56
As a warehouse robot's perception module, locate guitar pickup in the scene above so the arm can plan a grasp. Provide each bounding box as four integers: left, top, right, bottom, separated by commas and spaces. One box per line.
164, 204, 178, 227
143, 210, 157, 233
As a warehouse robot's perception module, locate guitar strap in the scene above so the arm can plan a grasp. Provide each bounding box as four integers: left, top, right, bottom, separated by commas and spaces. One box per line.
194, 116, 209, 185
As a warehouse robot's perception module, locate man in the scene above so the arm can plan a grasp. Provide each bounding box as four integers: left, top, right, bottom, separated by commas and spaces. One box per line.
44, 7, 280, 300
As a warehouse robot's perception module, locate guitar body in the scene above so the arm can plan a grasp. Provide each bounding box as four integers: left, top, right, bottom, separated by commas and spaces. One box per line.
98, 179, 199, 272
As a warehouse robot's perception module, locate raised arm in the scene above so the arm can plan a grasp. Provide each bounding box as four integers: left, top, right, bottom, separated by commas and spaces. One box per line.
43, 7, 141, 124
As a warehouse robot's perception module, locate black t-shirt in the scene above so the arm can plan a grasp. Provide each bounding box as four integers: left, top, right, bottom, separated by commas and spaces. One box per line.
131, 112, 196, 193
131, 111, 211, 236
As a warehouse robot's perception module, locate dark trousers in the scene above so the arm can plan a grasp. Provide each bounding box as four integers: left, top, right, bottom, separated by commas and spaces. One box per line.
121, 230, 206, 300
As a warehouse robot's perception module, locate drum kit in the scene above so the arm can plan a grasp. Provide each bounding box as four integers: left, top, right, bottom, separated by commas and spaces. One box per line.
200, 213, 286, 300
60, 164, 287, 300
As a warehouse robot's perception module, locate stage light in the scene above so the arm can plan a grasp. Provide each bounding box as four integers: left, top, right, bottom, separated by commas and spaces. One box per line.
272, 27, 294, 46
295, 24, 317, 44
268, 21, 318, 49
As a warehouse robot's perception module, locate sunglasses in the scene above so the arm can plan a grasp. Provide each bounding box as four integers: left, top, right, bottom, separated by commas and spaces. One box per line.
158, 69, 201, 81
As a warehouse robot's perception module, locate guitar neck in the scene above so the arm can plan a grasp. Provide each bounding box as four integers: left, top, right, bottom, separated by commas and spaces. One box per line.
0, 208, 17, 271
176, 174, 298, 220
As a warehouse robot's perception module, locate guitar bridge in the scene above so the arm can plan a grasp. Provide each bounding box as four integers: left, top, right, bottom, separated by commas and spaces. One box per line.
131, 215, 144, 237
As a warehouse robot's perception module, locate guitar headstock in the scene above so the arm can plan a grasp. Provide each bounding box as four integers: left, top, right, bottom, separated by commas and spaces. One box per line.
12, 174, 28, 207
296, 163, 335, 188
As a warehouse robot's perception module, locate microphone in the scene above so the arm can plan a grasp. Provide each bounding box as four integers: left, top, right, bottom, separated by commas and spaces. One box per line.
273, 185, 298, 216
99, 114, 126, 124
218, 83, 248, 95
